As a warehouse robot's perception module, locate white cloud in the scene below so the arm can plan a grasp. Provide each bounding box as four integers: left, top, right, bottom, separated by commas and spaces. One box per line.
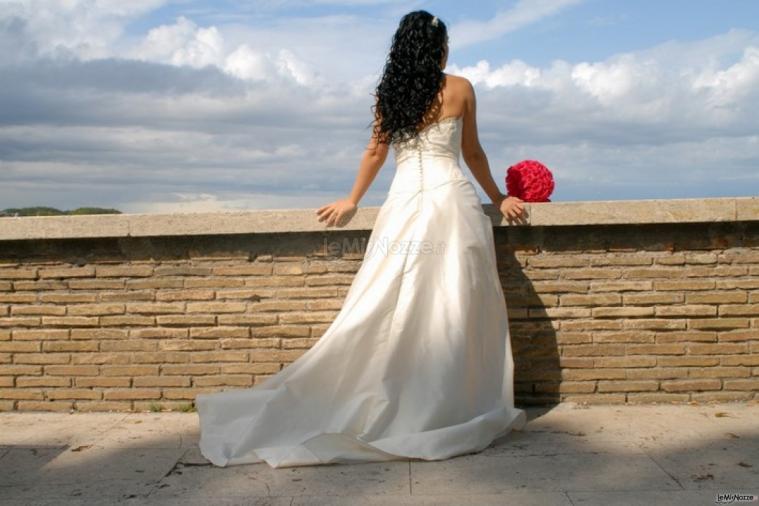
223, 43, 273, 82
449, 0, 585, 48
0, 3, 757, 213
124, 191, 332, 214
449, 59, 542, 88
0, 3, 329, 87
447, 29, 759, 132
693, 45, 759, 111
274, 48, 319, 86
0, 0, 168, 60
134, 15, 225, 68
129, 15, 320, 86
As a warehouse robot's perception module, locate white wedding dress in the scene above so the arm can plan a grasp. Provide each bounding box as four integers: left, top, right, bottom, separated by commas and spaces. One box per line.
196, 115, 527, 468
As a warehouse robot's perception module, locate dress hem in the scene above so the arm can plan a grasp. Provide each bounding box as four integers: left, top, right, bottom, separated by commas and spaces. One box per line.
197, 402, 527, 469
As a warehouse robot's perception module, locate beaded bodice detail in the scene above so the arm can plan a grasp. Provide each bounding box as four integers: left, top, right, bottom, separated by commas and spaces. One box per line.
388, 116, 468, 194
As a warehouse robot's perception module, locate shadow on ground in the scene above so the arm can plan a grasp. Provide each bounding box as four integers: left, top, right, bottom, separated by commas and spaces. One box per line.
1, 403, 758, 505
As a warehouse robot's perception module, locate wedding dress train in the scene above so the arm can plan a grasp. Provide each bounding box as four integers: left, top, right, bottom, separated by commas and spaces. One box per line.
195, 115, 527, 468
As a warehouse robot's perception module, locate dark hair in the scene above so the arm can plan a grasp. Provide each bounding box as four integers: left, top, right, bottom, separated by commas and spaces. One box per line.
370, 10, 448, 145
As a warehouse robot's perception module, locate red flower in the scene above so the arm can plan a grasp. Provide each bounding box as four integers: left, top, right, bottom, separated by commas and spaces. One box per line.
505, 159, 555, 202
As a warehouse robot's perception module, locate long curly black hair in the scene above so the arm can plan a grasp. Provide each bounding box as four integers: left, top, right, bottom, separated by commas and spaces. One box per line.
371, 10, 448, 145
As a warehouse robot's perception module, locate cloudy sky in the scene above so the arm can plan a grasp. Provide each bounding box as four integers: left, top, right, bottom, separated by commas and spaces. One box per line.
0, 0, 757, 213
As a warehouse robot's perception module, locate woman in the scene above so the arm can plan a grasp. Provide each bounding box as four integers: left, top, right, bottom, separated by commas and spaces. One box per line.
196, 10, 528, 469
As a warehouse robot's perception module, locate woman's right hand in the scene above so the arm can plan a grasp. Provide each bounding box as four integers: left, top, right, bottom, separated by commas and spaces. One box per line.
316, 198, 358, 228
496, 194, 526, 222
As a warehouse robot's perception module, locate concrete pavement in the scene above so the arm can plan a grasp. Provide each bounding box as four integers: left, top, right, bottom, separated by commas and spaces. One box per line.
1, 402, 758, 505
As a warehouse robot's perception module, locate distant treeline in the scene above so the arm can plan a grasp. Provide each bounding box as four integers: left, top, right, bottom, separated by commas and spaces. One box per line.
0, 207, 122, 217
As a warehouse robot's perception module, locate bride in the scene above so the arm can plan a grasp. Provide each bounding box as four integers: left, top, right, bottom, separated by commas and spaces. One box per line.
195, 9, 528, 469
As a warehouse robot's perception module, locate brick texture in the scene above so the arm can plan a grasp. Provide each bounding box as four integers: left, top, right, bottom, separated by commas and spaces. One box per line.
0, 221, 758, 411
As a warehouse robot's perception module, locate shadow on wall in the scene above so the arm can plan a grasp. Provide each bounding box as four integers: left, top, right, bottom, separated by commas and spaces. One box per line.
493, 220, 759, 406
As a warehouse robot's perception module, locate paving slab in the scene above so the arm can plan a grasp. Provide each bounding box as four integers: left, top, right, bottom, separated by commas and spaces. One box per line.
409, 451, 680, 495
0, 412, 129, 447
0, 402, 756, 505
92, 413, 198, 449
147, 448, 411, 501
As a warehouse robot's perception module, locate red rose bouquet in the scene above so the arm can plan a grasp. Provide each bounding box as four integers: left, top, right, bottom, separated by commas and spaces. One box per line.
505, 159, 554, 202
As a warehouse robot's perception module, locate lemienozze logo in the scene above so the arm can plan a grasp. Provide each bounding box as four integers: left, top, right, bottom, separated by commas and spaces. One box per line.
715, 492, 758, 504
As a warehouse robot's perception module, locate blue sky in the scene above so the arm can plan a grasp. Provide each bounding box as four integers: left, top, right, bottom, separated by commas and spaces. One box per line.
0, 0, 757, 212
129, 0, 759, 66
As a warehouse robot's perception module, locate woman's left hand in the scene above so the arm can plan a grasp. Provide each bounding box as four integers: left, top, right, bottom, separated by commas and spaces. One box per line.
316, 198, 358, 228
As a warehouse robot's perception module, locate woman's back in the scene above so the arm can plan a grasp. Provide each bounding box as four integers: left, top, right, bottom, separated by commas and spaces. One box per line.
413, 73, 467, 132
390, 114, 468, 195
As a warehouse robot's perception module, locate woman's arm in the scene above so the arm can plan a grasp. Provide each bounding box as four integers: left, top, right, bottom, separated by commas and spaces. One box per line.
316, 116, 389, 227
459, 78, 526, 222
346, 119, 390, 206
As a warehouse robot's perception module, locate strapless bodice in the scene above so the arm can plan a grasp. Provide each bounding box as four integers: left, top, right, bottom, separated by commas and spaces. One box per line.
389, 116, 468, 194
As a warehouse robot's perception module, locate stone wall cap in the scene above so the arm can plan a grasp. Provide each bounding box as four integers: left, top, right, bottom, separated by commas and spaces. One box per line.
0, 196, 756, 241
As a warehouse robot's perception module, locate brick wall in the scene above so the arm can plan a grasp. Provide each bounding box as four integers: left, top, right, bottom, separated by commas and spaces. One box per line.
495, 221, 759, 404
1, 204, 758, 411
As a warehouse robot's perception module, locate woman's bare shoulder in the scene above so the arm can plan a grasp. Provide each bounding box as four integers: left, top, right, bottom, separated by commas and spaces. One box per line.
442, 73, 474, 114
443, 73, 473, 88
443, 73, 474, 100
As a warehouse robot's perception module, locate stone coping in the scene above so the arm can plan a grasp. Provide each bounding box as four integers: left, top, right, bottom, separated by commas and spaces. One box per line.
0, 196, 756, 241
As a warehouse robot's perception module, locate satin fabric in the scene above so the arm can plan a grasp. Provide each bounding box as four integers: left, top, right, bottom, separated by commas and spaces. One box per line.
196, 115, 527, 468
